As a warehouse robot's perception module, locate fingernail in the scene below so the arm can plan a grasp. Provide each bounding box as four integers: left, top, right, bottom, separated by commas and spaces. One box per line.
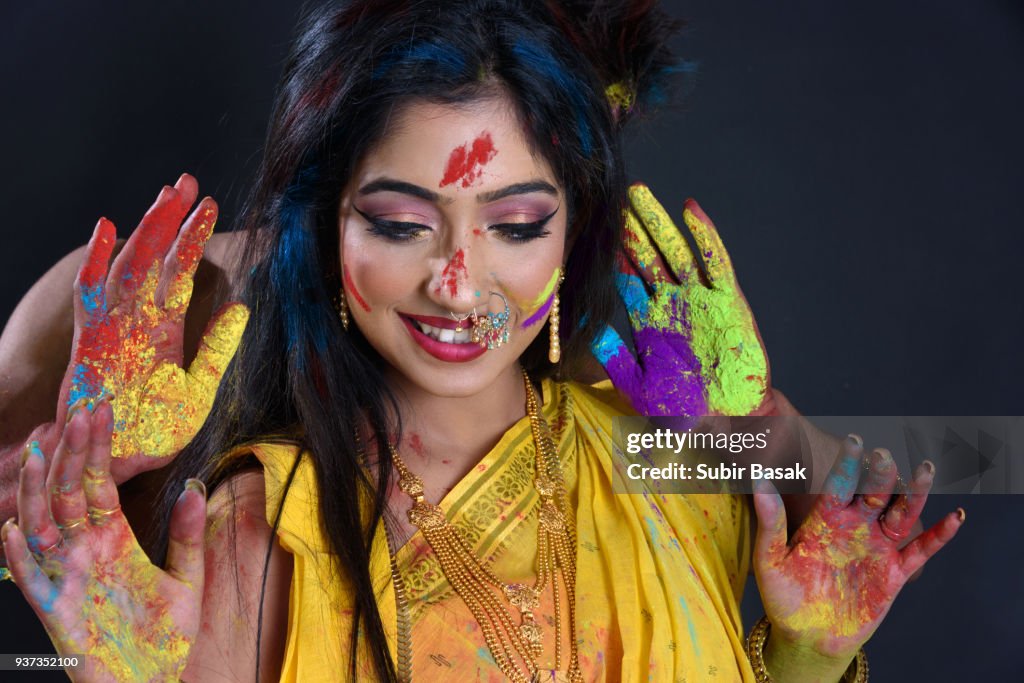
847, 434, 863, 447
21, 442, 42, 468
922, 460, 936, 477
956, 507, 966, 523
1, 518, 14, 543
93, 391, 115, 410
871, 449, 892, 469
184, 479, 207, 500
65, 397, 89, 424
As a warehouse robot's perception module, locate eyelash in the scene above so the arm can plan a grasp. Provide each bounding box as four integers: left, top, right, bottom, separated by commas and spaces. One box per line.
353, 206, 557, 244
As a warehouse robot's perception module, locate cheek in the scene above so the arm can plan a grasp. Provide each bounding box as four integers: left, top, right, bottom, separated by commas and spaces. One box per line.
342, 233, 422, 312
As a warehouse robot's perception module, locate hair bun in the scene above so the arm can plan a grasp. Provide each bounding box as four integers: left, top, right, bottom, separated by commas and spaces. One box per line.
544, 0, 684, 126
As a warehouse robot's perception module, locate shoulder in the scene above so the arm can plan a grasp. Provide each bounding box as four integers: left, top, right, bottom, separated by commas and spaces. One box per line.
182, 467, 291, 683
202, 230, 246, 282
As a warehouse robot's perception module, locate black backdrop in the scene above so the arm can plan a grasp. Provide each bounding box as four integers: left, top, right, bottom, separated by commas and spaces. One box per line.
2, 1, 1021, 680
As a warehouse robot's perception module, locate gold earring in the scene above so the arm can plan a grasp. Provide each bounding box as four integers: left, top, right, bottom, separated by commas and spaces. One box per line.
334, 287, 350, 331
548, 273, 564, 364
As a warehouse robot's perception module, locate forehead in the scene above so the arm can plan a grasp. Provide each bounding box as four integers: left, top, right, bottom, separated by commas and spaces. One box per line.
360, 97, 556, 189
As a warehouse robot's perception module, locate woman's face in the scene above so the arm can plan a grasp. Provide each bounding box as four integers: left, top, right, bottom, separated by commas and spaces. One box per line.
338, 96, 567, 398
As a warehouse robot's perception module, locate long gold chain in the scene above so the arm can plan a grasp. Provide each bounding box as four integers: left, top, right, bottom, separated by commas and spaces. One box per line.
387, 368, 581, 683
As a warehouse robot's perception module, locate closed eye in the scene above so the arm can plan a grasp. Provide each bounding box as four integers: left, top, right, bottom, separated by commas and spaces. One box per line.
353, 206, 431, 242
489, 207, 558, 244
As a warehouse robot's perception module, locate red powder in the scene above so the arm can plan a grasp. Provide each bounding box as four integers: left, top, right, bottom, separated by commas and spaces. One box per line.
439, 249, 467, 298
439, 133, 497, 188
343, 269, 371, 312
409, 433, 427, 459
80, 218, 116, 287
472, 228, 483, 237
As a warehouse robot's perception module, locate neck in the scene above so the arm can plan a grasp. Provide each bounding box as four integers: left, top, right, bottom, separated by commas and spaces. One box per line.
384, 363, 529, 482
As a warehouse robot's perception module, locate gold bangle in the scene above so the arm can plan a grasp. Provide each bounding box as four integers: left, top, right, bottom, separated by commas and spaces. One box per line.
745, 616, 868, 683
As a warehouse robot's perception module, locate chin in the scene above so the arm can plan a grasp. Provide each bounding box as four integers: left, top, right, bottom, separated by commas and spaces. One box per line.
385, 346, 524, 399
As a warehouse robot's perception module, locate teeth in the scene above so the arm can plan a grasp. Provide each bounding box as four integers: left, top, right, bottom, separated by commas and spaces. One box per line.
417, 321, 472, 344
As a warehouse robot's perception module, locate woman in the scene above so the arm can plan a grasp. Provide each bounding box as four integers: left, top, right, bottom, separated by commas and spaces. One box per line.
1, 1, 962, 681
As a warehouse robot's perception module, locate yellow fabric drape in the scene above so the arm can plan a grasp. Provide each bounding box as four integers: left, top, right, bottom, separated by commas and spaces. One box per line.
250, 379, 755, 682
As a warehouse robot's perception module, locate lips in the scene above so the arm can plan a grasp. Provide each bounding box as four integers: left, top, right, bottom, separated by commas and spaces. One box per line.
400, 314, 487, 363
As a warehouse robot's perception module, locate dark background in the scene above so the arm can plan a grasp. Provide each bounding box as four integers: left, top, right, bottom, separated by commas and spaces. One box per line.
2, 1, 1021, 680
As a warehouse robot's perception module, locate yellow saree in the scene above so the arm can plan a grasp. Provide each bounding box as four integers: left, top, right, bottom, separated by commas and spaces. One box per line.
250, 379, 755, 681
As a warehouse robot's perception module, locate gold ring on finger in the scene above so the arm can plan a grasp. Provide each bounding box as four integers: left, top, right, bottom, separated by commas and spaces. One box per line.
878, 514, 910, 542
56, 517, 87, 533
31, 536, 64, 558
87, 505, 121, 525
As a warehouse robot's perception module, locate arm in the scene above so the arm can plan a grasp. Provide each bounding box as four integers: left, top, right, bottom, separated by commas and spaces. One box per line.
182, 469, 291, 683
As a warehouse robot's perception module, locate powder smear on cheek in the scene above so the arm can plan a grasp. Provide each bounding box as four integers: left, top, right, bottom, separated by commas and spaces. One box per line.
519, 267, 561, 329
343, 269, 372, 312
439, 133, 497, 189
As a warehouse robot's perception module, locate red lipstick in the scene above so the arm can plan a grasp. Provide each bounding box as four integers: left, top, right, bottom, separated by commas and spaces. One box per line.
401, 315, 486, 362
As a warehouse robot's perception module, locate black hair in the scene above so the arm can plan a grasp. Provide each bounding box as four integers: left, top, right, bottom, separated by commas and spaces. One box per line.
155, 1, 681, 680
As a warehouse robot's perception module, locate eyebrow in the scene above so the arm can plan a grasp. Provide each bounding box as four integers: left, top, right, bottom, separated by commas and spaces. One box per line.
357, 178, 558, 204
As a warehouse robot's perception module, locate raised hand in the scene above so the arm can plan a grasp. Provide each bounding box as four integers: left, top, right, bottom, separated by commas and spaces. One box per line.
58, 175, 248, 481
752, 435, 963, 669
1, 400, 206, 681
591, 184, 769, 417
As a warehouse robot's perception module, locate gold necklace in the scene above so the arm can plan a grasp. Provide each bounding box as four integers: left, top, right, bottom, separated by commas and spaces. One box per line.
387, 368, 581, 683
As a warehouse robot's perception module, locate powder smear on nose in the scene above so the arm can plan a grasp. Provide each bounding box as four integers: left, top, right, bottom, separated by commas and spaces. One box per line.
440, 133, 497, 188
438, 249, 467, 297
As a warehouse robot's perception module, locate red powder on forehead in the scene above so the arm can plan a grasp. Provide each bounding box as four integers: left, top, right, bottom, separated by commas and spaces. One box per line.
439, 133, 497, 188
343, 269, 371, 312
438, 249, 467, 297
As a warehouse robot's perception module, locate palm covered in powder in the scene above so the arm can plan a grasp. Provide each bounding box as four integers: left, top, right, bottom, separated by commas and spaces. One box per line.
591, 184, 769, 417
54, 176, 249, 482
3, 403, 204, 681
752, 437, 963, 663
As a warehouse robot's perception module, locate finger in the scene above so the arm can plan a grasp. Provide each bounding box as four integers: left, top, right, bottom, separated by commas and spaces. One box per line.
682, 198, 736, 288
623, 205, 673, 286
83, 399, 123, 526
627, 184, 701, 285
614, 261, 653, 325
165, 479, 207, 589
880, 460, 934, 540
899, 507, 965, 578
158, 196, 218, 314
45, 408, 90, 532
105, 183, 192, 308
2, 519, 60, 618
752, 480, 788, 564
855, 448, 899, 519
590, 324, 642, 399
17, 441, 61, 555
74, 217, 117, 321
173, 172, 199, 208
186, 303, 250, 397
818, 434, 864, 511
67, 219, 118, 410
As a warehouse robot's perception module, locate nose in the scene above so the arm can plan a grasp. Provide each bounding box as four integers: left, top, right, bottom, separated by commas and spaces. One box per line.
428, 243, 487, 313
